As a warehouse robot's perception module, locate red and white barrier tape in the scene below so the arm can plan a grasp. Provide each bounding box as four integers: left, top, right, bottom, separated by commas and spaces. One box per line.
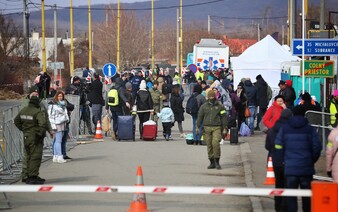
0, 185, 312, 197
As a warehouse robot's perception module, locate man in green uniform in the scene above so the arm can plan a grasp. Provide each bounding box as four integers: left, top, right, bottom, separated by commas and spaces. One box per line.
15, 86, 50, 184
196, 90, 227, 170
149, 80, 163, 123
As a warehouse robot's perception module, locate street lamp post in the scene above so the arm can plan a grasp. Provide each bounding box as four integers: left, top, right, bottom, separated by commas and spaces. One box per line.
117, 0, 120, 72
70, 0, 74, 77
179, 0, 183, 76
151, 0, 155, 70
88, 0, 92, 69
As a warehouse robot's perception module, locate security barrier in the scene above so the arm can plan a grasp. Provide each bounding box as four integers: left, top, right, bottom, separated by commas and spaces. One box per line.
0, 95, 80, 183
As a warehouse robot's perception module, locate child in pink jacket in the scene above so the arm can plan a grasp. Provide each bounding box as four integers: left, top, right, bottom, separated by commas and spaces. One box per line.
327, 127, 338, 182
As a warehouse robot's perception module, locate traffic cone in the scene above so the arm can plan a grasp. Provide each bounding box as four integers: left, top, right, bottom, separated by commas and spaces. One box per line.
263, 156, 276, 185
127, 166, 149, 212
94, 120, 103, 139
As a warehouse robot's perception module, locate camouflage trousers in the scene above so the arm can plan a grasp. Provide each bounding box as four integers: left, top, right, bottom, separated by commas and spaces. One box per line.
203, 126, 222, 159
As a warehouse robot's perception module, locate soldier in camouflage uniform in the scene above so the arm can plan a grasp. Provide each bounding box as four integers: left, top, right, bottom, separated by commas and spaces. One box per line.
149, 80, 163, 123
196, 90, 228, 170
14, 86, 50, 184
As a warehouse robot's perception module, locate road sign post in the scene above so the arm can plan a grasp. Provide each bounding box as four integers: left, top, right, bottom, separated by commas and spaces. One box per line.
292, 39, 338, 56
103, 63, 117, 77
300, 60, 334, 78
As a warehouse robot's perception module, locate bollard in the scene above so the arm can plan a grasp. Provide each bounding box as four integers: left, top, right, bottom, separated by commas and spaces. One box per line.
230, 127, 238, 145
312, 181, 338, 212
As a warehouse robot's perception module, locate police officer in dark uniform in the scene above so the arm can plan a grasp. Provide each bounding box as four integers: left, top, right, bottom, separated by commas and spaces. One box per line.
14, 86, 50, 184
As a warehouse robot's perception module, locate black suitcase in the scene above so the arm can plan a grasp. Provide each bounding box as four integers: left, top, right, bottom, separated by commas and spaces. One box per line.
230, 127, 238, 145
117, 116, 135, 141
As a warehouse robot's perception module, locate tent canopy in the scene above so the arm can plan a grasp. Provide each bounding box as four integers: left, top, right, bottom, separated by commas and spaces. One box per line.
231, 35, 299, 89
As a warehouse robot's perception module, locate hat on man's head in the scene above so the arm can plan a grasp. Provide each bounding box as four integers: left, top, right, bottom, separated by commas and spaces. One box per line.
278, 80, 285, 86
125, 82, 132, 90
163, 101, 170, 107
29, 86, 39, 94
334, 89, 338, 97
280, 109, 293, 119
256, 74, 263, 80
139, 80, 147, 90
207, 90, 216, 98
73, 76, 80, 82
293, 105, 306, 116
301, 92, 311, 101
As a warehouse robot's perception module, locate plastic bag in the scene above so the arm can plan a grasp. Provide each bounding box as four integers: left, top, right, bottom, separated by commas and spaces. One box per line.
101, 114, 111, 132
239, 122, 251, 136
259, 120, 268, 133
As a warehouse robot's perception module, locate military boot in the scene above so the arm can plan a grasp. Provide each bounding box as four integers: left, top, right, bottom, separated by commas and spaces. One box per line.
214, 158, 221, 170
207, 158, 216, 169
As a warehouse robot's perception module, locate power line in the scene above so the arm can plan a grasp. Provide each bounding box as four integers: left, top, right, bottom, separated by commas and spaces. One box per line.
211, 15, 287, 20
27, 0, 226, 11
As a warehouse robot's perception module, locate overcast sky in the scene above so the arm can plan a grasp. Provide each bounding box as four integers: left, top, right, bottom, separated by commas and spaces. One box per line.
0, 0, 148, 14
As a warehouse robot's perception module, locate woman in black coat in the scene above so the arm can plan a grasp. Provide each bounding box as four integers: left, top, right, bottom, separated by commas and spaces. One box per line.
170, 86, 185, 138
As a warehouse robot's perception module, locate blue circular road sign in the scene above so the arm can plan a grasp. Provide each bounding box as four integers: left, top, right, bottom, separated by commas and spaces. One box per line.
103, 63, 117, 77
188, 64, 198, 73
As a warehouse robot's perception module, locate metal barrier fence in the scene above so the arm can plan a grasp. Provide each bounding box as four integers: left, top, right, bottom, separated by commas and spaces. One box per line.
0, 95, 80, 183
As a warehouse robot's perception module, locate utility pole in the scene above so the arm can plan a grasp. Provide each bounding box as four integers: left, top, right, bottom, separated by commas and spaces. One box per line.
177, 8, 179, 72
179, 0, 183, 77
151, 0, 155, 70
70, 0, 74, 77
54, 4, 58, 88
41, 0, 46, 73
88, 0, 92, 69
117, 0, 120, 71
320, 0, 325, 30
23, 0, 30, 91
208, 15, 210, 34
257, 23, 261, 41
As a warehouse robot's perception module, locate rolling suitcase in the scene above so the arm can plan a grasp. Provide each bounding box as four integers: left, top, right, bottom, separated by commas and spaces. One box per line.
142, 120, 157, 141
230, 127, 238, 145
117, 115, 135, 141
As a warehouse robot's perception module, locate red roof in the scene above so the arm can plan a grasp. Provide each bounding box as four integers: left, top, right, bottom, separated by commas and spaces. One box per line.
223, 36, 257, 56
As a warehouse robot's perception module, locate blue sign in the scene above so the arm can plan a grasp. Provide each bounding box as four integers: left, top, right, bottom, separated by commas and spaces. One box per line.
103, 63, 117, 77
292, 39, 338, 56
188, 64, 198, 73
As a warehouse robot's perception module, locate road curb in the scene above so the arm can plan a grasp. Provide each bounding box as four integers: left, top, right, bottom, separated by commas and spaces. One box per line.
240, 142, 264, 212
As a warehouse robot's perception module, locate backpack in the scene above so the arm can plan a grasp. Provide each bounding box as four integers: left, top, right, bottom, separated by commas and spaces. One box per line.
162, 83, 172, 95
186, 94, 199, 115
107, 88, 119, 106
267, 85, 272, 101
221, 89, 232, 111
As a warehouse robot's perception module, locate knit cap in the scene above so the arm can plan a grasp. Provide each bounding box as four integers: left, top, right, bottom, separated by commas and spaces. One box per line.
207, 90, 216, 98
139, 80, 147, 90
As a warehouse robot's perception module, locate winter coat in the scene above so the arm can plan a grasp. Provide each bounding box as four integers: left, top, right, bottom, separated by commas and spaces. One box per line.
196, 100, 228, 128
265, 118, 289, 168
255, 78, 268, 109
329, 99, 338, 127
157, 107, 175, 123
327, 127, 338, 182
131, 75, 143, 97
48, 101, 69, 132
136, 89, 153, 112
262, 101, 284, 129
275, 116, 322, 176
243, 80, 257, 107
279, 86, 294, 109
170, 93, 185, 122
106, 77, 128, 112
87, 79, 104, 105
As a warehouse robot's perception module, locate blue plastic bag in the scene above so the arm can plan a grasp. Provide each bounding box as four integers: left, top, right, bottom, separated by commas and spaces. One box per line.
239, 122, 251, 136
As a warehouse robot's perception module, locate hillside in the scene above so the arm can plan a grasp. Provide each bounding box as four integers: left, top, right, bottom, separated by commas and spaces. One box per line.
7, 0, 338, 38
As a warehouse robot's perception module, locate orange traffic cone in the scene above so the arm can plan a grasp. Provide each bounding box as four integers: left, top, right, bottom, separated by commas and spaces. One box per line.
127, 166, 149, 212
94, 120, 103, 139
264, 156, 276, 185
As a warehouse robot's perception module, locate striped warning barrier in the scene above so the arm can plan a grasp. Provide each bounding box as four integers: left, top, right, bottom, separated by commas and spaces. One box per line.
0, 185, 312, 197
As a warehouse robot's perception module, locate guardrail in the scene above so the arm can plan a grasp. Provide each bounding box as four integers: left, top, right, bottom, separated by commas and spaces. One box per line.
0, 95, 80, 183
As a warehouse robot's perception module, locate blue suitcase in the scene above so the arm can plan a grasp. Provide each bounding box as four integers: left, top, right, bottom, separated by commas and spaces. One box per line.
117, 116, 135, 141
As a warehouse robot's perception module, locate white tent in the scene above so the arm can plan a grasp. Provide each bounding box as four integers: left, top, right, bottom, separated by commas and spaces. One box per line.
231, 35, 300, 90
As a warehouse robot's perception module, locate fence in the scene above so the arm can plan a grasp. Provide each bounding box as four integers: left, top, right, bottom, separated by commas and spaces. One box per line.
0, 95, 80, 183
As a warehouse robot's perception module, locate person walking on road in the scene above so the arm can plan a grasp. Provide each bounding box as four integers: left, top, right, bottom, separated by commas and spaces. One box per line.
135, 80, 154, 139
255, 74, 269, 130
170, 86, 186, 138
157, 101, 175, 141
265, 109, 293, 212
262, 95, 286, 130
48, 91, 69, 164
329, 89, 338, 128
326, 125, 338, 183
189, 84, 206, 145
196, 90, 227, 170
275, 106, 322, 212
14, 86, 51, 184
87, 72, 105, 128
149, 80, 163, 123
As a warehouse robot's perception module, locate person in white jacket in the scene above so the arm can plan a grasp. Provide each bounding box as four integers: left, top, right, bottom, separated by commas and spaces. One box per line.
327, 126, 338, 182
157, 101, 175, 141
48, 91, 69, 163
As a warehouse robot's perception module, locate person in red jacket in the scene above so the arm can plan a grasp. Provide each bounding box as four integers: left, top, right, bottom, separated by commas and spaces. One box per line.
262, 95, 286, 129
